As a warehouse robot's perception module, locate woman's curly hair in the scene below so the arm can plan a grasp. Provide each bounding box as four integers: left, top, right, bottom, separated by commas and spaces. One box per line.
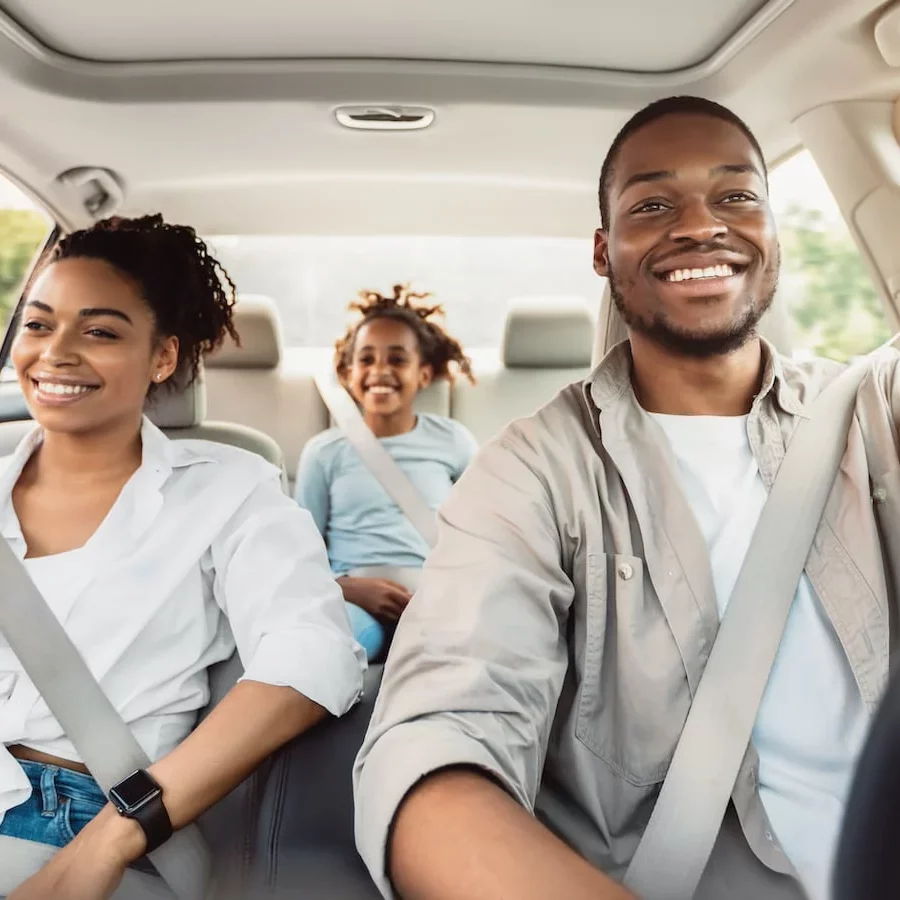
38, 213, 239, 390
335, 284, 474, 384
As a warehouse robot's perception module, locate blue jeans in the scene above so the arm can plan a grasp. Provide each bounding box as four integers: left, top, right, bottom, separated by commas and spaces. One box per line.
0, 761, 156, 875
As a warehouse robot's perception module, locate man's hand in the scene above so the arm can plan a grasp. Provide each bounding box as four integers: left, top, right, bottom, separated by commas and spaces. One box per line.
10, 805, 144, 900
339, 576, 412, 621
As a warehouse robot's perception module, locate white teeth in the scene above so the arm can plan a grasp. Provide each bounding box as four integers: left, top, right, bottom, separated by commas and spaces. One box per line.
36, 382, 96, 396
368, 386, 396, 394
666, 264, 736, 283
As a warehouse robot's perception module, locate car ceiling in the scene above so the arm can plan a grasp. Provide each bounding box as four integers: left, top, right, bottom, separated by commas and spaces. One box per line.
0, 0, 894, 237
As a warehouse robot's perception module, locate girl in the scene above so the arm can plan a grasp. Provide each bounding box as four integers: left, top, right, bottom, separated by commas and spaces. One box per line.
0, 214, 364, 899
295, 285, 478, 661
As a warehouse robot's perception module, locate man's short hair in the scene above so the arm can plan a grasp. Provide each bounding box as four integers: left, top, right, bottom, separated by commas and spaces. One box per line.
597, 96, 767, 229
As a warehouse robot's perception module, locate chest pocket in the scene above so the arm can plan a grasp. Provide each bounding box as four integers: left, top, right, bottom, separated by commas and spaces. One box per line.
575, 553, 691, 786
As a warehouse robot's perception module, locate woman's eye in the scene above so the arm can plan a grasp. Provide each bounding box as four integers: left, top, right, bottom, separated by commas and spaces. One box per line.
86, 328, 118, 339
22, 321, 48, 333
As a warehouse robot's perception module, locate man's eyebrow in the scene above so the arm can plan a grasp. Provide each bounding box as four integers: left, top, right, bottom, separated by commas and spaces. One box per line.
712, 163, 763, 178
620, 170, 675, 193
79, 307, 133, 324
620, 163, 763, 195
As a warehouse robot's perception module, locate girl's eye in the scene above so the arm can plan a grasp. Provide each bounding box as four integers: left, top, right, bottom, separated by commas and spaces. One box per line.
22, 321, 48, 332
86, 328, 118, 339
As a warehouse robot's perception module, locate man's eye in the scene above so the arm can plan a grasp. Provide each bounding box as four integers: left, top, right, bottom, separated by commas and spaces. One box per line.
722, 192, 757, 203
632, 200, 670, 214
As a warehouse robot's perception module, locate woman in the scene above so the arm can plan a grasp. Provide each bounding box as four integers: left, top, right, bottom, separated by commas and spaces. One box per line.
0, 215, 365, 899
295, 285, 478, 661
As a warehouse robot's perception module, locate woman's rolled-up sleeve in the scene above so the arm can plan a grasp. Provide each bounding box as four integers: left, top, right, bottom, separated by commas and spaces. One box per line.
211, 472, 366, 716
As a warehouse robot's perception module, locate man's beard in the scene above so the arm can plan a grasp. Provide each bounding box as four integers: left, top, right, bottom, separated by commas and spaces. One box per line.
609, 264, 778, 360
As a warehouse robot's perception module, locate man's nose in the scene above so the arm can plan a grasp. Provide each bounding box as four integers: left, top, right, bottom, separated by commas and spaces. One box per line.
669, 197, 728, 244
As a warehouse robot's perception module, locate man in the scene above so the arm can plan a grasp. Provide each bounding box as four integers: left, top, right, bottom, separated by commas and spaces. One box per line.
353, 96, 900, 900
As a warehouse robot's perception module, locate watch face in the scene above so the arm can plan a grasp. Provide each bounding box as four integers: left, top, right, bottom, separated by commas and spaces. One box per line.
109, 770, 161, 812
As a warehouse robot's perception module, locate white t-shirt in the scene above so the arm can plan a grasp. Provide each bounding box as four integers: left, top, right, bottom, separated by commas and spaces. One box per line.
650, 411, 869, 900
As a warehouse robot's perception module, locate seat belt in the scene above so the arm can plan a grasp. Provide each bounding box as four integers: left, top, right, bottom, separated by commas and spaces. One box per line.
0, 535, 211, 900
624, 353, 875, 900
314, 371, 438, 548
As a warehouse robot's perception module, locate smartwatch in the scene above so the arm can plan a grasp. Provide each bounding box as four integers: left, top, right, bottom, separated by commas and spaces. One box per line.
108, 769, 173, 854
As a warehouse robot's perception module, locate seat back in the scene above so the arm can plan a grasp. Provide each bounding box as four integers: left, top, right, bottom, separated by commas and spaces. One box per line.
206, 296, 450, 490
452, 296, 596, 444
250, 665, 384, 898
0, 364, 288, 494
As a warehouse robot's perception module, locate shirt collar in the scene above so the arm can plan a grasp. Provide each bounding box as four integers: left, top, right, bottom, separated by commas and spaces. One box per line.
0, 416, 218, 544
584, 337, 807, 418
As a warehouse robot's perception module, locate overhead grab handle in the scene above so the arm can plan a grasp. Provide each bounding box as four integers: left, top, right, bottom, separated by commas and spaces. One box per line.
56, 166, 125, 220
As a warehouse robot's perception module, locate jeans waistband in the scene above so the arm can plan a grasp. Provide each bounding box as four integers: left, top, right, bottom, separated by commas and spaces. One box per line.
17, 760, 106, 809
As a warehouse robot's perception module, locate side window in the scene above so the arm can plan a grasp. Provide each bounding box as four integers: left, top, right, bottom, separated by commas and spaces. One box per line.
770, 150, 892, 362
0, 174, 52, 380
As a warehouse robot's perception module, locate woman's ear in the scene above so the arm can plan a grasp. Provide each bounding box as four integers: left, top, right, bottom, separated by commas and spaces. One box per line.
150, 335, 179, 386
418, 364, 434, 390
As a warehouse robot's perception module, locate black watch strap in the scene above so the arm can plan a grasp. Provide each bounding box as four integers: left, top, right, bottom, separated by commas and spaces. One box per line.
109, 769, 174, 855
131, 792, 174, 855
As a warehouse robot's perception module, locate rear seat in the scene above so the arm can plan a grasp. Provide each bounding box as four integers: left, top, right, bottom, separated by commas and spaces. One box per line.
205, 295, 450, 492
451, 297, 596, 444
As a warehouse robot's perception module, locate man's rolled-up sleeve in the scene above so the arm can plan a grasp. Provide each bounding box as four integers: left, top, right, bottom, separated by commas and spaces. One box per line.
211, 472, 366, 717
353, 426, 574, 896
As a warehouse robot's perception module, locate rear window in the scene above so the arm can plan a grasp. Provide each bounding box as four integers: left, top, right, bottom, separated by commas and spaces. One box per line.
205, 236, 601, 350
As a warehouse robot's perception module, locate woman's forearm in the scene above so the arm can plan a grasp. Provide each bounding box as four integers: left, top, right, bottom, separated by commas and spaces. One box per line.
150, 679, 326, 830
96, 679, 327, 863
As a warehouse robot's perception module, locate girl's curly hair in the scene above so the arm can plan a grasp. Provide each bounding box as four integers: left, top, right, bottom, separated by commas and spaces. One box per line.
37, 213, 239, 391
335, 284, 474, 384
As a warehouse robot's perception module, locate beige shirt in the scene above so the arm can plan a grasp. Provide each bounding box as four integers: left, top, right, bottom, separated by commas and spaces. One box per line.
354, 340, 900, 899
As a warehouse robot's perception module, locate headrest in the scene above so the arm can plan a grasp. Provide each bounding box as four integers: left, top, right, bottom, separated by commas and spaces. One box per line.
205, 295, 283, 370
145, 368, 207, 429
502, 297, 596, 369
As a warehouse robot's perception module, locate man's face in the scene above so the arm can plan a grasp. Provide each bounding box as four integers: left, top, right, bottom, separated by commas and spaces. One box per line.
594, 113, 779, 358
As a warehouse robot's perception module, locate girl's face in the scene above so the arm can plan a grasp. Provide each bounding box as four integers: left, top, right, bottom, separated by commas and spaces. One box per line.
12, 258, 178, 437
344, 317, 433, 419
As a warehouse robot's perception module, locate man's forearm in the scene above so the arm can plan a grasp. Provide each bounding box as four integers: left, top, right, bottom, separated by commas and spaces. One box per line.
390, 769, 638, 900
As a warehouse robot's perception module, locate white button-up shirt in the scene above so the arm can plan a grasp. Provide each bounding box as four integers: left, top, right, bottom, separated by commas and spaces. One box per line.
0, 417, 366, 824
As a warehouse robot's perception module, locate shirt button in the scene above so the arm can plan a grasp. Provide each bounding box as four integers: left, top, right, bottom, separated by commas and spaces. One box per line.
617, 563, 634, 581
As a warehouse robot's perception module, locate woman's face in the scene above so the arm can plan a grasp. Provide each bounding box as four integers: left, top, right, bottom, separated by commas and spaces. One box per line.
344, 317, 433, 418
12, 258, 179, 436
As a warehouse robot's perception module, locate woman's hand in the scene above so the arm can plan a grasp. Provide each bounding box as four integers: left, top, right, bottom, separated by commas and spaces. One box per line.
339, 576, 412, 621
10, 805, 144, 900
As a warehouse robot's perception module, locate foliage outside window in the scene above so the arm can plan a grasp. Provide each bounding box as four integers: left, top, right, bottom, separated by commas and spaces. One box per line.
771, 152, 892, 362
